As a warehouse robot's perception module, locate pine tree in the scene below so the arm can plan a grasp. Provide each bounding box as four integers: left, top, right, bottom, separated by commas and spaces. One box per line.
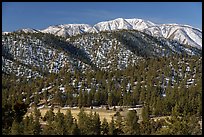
108, 92, 113, 106
132, 87, 139, 105
66, 85, 73, 106
42, 109, 55, 135
87, 88, 93, 107
94, 90, 101, 106
34, 91, 40, 106
2, 103, 15, 135
115, 111, 124, 135
34, 107, 41, 118
33, 116, 41, 135
33, 107, 42, 135
83, 90, 88, 107
17, 92, 23, 104
64, 109, 74, 135
77, 108, 88, 135
10, 119, 23, 135
124, 110, 140, 135
92, 112, 101, 135
53, 109, 65, 135
23, 116, 30, 135
142, 103, 150, 122
139, 88, 146, 104
70, 119, 80, 135
101, 118, 109, 135
153, 96, 162, 116
43, 89, 48, 106
23, 115, 35, 135
109, 117, 116, 135
140, 103, 151, 135
78, 89, 83, 108
44, 108, 55, 122
13, 102, 28, 123
186, 114, 202, 135
54, 90, 63, 107
25, 93, 31, 105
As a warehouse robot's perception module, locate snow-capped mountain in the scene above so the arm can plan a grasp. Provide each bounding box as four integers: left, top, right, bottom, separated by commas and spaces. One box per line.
37, 18, 202, 49
92, 18, 133, 31
143, 24, 202, 50
125, 18, 155, 30
15, 28, 40, 33
13, 18, 202, 49
2, 28, 201, 78
41, 24, 92, 37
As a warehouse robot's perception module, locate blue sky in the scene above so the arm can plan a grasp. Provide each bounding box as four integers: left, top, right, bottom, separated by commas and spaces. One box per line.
2, 2, 202, 32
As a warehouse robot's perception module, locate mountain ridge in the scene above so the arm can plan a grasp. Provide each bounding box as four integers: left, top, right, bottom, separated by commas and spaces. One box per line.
5, 18, 201, 50
2, 18, 202, 49
2, 29, 201, 79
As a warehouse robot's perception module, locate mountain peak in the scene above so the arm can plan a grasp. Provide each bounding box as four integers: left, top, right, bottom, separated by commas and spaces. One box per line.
15, 28, 40, 33
11, 17, 202, 49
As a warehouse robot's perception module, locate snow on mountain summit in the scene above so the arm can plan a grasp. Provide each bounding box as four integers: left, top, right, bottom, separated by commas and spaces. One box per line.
143, 24, 202, 49
15, 28, 40, 33
92, 18, 133, 31
125, 18, 155, 30
12, 18, 202, 49
91, 18, 202, 49
41, 24, 92, 37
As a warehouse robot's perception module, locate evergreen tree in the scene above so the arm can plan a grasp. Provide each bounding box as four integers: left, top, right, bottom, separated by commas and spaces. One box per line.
78, 89, 83, 108
139, 88, 146, 104
64, 109, 74, 135
10, 119, 23, 135
23, 116, 31, 135
33, 107, 42, 135
92, 112, 101, 135
77, 108, 88, 135
163, 105, 202, 135
25, 93, 31, 105
109, 117, 116, 135
33, 116, 41, 135
43, 89, 48, 105
53, 109, 65, 135
34, 92, 40, 106
141, 103, 150, 122
101, 118, 109, 135
65, 85, 73, 106
132, 87, 140, 105
54, 90, 63, 107
186, 114, 202, 135
115, 111, 124, 134
34, 107, 41, 118
44, 108, 55, 122
2, 103, 15, 135
83, 90, 88, 107
124, 110, 140, 135
87, 88, 93, 107
42, 109, 55, 135
70, 119, 80, 135
108, 92, 113, 106
140, 103, 151, 135
94, 90, 101, 106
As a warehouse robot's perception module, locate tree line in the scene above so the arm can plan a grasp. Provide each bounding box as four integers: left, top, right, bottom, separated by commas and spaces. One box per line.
9, 104, 201, 135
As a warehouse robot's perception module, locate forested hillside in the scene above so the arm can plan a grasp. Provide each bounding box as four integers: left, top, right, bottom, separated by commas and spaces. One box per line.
2, 54, 202, 135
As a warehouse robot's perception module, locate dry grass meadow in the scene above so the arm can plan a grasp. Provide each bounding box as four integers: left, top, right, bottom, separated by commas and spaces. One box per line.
25, 106, 143, 123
